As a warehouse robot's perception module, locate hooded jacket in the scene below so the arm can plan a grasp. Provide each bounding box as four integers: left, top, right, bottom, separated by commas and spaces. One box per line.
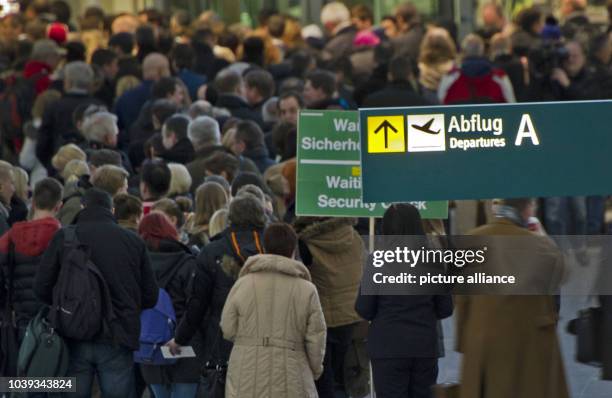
221, 254, 326, 398
141, 239, 201, 384
57, 175, 92, 226
296, 217, 365, 328
438, 57, 516, 104
23, 60, 53, 95
175, 226, 265, 363
0, 217, 61, 332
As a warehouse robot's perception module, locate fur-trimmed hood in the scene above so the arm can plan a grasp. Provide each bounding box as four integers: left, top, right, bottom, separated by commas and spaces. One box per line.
239, 254, 311, 281
295, 217, 359, 254
294, 217, 357, 238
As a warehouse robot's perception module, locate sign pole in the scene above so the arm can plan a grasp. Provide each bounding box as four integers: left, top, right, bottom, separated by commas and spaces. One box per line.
368, 216, 376, 398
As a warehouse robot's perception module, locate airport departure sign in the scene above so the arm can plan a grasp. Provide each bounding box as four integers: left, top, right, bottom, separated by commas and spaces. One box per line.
296, 110, 448, 218
359, 100, 612, 202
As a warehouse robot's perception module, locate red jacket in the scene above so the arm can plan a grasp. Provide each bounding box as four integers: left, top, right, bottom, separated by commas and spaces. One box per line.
438, 58, 516, 104
23, 61, 54, 95
0, 217, 61, 257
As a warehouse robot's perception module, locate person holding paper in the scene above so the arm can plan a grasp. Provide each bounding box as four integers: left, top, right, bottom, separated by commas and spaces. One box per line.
139, 212, 200, 398
220, 223, 327, 398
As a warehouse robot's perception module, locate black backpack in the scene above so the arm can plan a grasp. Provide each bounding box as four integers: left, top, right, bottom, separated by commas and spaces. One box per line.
49, 226, 116, 341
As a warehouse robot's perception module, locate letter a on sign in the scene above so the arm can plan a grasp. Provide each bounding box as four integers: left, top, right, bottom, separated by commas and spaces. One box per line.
515, 114, 540, 146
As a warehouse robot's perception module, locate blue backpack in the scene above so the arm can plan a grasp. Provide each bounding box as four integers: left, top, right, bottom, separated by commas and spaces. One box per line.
134, 288, 177, 366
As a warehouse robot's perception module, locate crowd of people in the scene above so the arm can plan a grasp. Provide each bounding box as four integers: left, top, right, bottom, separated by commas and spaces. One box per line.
0, 0, 611, 397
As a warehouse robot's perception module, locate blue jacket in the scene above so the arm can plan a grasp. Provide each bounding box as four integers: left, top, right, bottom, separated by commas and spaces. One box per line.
115, 80, 154, 132
178, 69, 207, 101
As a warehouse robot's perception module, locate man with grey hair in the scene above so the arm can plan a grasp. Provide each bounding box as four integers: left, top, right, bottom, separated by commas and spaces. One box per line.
188, 100, 232, 120
82, 112, 119, 148
186, 116, 227, 193
82, 112, 133, 173
37, 62, 103, 174
320, 1, 357, 64
64, 61, 95, 94
438, 33, 515, 104
187, 116, 221, 152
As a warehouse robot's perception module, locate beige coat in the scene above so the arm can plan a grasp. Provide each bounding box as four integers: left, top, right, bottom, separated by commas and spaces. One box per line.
456, 218, 569, 398
220, 254, 327, 398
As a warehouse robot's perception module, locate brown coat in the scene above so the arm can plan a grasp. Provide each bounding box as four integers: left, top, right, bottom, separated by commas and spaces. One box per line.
296, 218, 365, 328
220, 254, 327, 398
456, 218, 569, 398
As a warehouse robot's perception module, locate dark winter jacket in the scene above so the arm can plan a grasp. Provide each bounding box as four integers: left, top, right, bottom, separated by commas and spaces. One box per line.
34, 206, 159, 350
37, 92, 103, 172
141, 239, 201, 384
177, 69, 207, 101
355, 292, 452, 359
0, 217, 61, 333
362, 80, 430, 108
94, 78, 116, 108
115, 79, 154, 132
215, 94, 265, 128
243, 146, 276, 174
322, 25, 357, 65
8, 196, 28, 226
392, 24, 425, 62
0, 203, 9, 237
175, 226, 264, 364
159, 137, 195, 165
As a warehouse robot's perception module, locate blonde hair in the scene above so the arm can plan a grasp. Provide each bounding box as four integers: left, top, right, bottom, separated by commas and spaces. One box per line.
168, 163, 192, 197
12, 167, 29, 202
222, 127, 236, 150
192, 181, 228, 229
419, 27, 457, 65
62, 159, 90, 184
0, 162, 14, 206
52, 144, 87, 172
111, 14, 140, 34
91, 165, 128, 196
116, 75, 141, 99
208, 208, 229, 237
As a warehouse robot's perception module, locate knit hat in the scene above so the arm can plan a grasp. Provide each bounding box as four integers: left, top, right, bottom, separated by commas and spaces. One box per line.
47, 23, 68, 45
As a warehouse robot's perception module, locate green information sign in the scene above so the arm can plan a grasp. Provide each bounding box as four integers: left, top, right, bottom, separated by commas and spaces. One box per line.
297, 110, 447, 218
359, 100, 612, 203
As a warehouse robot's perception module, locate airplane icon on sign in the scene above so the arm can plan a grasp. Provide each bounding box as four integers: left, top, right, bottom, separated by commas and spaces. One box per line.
411, 118, 440, 135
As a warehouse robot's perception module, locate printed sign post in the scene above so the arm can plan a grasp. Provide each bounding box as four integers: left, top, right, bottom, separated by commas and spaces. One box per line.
359, 100, 612, 203
297, 110, 447, 218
